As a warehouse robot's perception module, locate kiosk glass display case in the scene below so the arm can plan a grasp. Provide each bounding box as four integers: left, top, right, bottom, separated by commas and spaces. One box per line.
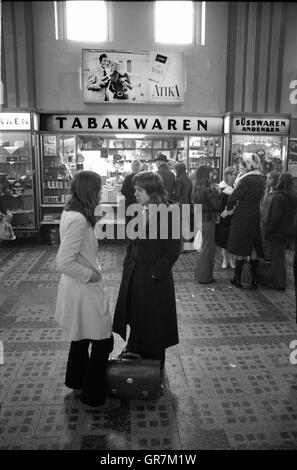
224, 113, 290, 176
0, 131, 37, 229
39, 134, 187, 226
189, 136, 222, 183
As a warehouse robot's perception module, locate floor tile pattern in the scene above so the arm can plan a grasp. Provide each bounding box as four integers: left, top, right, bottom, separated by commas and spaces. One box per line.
1, 243, 297, 449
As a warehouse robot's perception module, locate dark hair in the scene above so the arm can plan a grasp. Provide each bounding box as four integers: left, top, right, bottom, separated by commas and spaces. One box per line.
65, 170, 101, 227
132, 171, 168, 204
99, 53, 108, 63
275, 172, 294, 192
267, 170, 280, 189
175, 162, 187, 177
193, 165, 211, 202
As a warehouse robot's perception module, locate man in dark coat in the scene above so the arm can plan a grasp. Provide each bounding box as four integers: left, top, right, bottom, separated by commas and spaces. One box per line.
155, 154, 175, 200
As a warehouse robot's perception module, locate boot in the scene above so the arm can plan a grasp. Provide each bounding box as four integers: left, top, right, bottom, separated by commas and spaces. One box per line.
250, 259, 258, 288
230, 259, 244, 288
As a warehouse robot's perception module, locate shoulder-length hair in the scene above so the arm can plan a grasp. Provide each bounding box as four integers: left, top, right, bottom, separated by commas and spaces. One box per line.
132, 171, 168, 204
65, 170, 101, 226
275, 172, 293, 192
175, 162, 187, 178
193, 165, 211, 202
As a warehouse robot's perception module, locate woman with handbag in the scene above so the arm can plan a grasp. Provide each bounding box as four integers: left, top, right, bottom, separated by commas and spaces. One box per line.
113, 171, 181, 372
55, 170, 121, 411
221, 153, 265, 288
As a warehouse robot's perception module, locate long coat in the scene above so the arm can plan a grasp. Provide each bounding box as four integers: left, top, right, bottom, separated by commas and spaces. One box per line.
157, 164, 176, 200
265, 190, 297, 245
227, 173, 265, 257
55, 210, 112, 341
174, 174, 192, 204
112, 206, 180, 354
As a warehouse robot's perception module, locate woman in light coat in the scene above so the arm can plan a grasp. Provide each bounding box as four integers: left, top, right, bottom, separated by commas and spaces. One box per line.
55, 170, 120, 411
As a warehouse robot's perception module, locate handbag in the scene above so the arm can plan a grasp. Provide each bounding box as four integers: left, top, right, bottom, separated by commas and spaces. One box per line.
105, 352, 161, 401
241, 256, 253, 289
0, 213, 16, 241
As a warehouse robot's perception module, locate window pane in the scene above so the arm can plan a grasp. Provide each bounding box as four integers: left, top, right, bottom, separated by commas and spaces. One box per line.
155, 1, 193, 44
66, 1, 107, 42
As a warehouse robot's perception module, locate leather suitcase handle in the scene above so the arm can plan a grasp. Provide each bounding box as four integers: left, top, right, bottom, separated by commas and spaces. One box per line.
120, 352, 142, 361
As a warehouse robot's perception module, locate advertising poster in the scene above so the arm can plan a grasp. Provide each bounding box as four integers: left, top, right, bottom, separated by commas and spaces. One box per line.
82, 49, 184, 104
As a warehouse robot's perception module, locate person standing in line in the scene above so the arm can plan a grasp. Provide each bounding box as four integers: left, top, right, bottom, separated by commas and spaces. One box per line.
55, 170, 121, 411
293, 223, 297, 323
155, 153, 176, 201
113, 171, 180, 373
222, 153, 265, 288
260, 170, 280, 261
264, 172, 297, 290
121, 159, 142, 226
174, 162, 193, 252
87, 53, 111, 102
215, 166, 237, 269
192, 165, 222, 284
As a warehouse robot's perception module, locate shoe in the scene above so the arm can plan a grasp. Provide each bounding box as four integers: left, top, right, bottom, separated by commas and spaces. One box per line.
230, 278, 241, 288
80, 397, 122, 412
221, 260, 228, 269
198, 279, 215, 284
73, 388, 83, 399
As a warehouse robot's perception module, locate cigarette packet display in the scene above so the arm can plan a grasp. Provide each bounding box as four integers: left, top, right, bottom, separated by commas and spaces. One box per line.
148, 53, 171, 85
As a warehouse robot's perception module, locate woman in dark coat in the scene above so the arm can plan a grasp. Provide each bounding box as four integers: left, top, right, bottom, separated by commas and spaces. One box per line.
260, 170, 280, 261
265, 173, 297, 290
113, 171, 180, 370
121, 159, 142, 225
222, 153, 265, 288
174, 162, 193, 251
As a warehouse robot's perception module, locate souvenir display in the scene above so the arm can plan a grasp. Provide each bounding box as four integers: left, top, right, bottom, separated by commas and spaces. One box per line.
0, 131, 36, 229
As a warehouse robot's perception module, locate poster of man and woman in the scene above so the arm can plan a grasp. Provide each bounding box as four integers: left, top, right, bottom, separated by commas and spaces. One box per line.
82, 49, 184, 104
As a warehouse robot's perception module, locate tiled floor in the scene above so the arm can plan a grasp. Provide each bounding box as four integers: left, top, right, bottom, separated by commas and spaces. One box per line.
1, 242, 297, 450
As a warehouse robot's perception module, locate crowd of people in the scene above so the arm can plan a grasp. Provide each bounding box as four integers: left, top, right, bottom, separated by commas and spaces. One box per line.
54, 153, 297, 413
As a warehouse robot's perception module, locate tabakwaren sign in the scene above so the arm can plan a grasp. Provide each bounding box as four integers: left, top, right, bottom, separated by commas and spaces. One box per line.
40, 115, 223, 135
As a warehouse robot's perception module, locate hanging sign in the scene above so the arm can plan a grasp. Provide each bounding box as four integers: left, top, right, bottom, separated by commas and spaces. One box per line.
40, 114, 223, 135
0, 113, 31, 130
232, 116, 290, 134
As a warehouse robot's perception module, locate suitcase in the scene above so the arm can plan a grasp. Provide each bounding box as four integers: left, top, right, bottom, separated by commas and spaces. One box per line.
105, 352, 161, 400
